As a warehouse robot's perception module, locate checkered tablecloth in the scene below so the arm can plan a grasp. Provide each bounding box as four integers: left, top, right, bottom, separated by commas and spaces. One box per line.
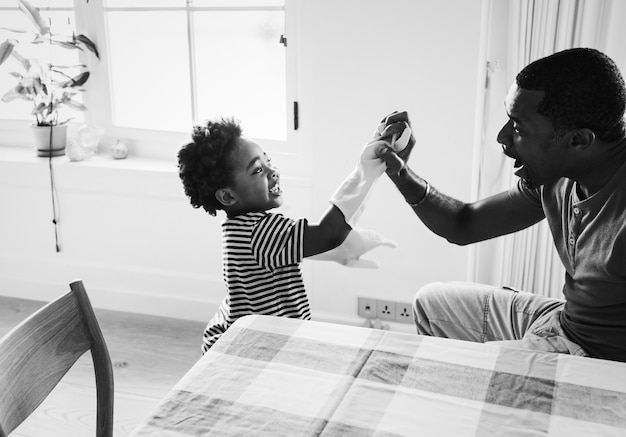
130, 315, 626, 436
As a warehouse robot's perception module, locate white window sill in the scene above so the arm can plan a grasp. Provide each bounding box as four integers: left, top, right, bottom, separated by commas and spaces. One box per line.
0, 120, 310, 179
0, 144, 312, 200
0, 145, 177, 174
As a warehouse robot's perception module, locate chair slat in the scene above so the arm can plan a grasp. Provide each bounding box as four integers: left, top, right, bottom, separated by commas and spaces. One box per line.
0, 280, 114, 437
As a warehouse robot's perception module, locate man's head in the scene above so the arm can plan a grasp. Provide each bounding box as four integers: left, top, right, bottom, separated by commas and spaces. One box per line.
498, 48, 626, 189
178, 117, 282, 217
516, 47, 626, 142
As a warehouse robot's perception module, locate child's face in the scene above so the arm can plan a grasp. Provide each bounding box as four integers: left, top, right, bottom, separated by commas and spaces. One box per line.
225, 137, 283, 216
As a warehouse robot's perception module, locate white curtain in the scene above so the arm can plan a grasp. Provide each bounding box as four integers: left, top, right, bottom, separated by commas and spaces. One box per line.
474, 0, 611, 298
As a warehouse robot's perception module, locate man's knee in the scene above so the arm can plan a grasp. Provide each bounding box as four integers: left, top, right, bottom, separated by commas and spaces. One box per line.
413, 281, 494, 339
413, 282, 448, 335
413, 282, 447, 313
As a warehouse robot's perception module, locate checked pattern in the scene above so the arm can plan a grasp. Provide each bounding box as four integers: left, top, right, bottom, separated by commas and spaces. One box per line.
131, 315, 626, 437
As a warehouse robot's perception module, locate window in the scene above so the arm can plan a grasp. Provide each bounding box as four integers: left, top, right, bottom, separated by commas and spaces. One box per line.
0, 0, 297, 158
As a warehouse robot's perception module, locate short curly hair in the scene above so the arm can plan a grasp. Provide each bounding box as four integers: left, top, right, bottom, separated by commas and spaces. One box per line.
516, 48, 626, 142
177, 117, 243, 216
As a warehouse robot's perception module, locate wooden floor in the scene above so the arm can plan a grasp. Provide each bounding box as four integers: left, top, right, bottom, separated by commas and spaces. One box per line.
0, 295, 206, 437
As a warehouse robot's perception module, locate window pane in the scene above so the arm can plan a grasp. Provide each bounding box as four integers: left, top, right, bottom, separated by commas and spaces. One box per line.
104, 0, 283, 7
0, 10, 31, 122
106, 11, 192, 131
193, 0, 284, 7
0, 0, 73, 6
194, 10, 286, 140
104, 0, 186, 7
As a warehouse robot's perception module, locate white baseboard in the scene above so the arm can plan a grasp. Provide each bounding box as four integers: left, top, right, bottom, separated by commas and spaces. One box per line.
0, 273, 217, 322
312, 310, 418, 334
0, 272, 418, 335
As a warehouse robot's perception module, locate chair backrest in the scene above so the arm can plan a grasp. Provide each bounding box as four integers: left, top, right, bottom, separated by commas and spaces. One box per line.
0, 280, 114, 437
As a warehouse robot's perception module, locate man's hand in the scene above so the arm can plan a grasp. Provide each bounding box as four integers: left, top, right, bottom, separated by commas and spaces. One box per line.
328, 112, 415, 226
374, 144, 406, 176
373, 111, 415, 163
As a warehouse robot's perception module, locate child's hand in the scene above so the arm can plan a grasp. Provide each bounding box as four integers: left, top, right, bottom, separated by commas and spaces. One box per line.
372, 111, 415, 155
308, 227, 397, 268
374, 144, 406, 177
328, 113, 413, 227
364, 124, 412, 163
371, 111, 415, 175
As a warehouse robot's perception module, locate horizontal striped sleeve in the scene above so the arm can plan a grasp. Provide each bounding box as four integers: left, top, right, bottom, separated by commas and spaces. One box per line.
250, 214, 307, 270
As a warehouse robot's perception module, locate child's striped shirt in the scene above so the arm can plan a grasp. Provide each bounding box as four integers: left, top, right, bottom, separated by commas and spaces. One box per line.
202, 211, 311, 352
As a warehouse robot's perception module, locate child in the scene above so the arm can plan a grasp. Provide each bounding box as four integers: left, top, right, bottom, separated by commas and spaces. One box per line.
178, 115, 411, 352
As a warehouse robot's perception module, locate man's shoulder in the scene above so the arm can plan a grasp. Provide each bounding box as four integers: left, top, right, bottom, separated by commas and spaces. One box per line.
507, 179, 545, 205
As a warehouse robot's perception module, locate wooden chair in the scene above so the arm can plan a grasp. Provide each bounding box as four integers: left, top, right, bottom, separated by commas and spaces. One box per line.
0, 280, 114, 437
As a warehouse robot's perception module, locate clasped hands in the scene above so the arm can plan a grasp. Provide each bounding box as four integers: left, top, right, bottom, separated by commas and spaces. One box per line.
313, 111, 415, 268
368, 110, 416, 176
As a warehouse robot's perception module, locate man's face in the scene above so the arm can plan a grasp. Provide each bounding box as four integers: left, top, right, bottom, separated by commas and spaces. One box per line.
226, 137, 283, 215
497, 84, 569, 189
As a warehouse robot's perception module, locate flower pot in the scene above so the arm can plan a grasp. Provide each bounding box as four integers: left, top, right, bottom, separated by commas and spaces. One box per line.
32, 124, 68, 157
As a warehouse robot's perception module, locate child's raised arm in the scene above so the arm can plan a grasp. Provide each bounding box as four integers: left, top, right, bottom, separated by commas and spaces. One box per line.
304, 111, 414, 268
303, 205, 351, 257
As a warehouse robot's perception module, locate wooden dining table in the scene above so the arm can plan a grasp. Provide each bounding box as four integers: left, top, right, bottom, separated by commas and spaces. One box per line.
129, 314, 626, 436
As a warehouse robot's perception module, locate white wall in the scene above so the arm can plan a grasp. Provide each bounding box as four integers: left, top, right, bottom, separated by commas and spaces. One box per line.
0, 0, 485, 329
295, 0, 483, 326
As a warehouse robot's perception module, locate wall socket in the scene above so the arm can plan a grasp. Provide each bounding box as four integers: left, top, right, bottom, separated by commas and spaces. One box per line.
376, 300, 396, 321
358, 297, 413, 324
357, 297, 377, 319
395, 301, 413, 323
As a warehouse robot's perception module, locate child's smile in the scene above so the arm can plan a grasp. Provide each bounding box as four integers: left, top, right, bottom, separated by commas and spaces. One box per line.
269, 181, 282, 196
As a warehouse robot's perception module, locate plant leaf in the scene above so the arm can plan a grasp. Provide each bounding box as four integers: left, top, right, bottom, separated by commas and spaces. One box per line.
10, 49, 31, 71
70, 71, 90, 87
50, 40, 78, 50
18, 0, 50, 36
63, 99, 87, 112
75, 34, 100, 60
58, 71, 90, 88
32, 76, 43, 95
0, 27, 29, 34
31, 35, 48, 44
50, 64, 87, 70
1, 88, 23, 103
31, 102, 47, 116
0, 40, 17, 67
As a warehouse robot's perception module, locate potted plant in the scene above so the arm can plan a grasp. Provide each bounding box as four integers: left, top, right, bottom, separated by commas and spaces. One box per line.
0, 0, 99, 157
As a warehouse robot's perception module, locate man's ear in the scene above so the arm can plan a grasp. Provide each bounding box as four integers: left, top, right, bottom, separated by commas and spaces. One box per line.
215, 188, 237, 206
569, 128, 596, 151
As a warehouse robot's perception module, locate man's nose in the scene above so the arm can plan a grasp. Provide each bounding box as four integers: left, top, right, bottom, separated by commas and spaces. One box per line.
497, 124, 512, 155
500, 142, 512, 157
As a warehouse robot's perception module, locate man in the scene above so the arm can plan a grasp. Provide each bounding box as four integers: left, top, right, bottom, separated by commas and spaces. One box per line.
375, 48, 626, 362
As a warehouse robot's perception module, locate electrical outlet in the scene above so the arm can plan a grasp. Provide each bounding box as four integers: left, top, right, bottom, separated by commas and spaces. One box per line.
358, 297, 377, 319
376, 300, 396, 321
395, 302, 413, 323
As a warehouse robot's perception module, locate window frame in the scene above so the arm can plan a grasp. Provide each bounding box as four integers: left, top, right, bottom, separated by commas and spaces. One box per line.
1, 0, 299, 162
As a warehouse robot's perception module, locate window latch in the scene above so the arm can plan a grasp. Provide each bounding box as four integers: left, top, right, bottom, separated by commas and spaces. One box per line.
279, 34, 287, 47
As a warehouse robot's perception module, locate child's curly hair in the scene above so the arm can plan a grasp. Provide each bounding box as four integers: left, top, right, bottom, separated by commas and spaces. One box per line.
178, 117, 242, 216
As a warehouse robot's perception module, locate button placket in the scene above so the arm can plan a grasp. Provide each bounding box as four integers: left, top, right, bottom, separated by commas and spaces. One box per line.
568, 205, 583, 265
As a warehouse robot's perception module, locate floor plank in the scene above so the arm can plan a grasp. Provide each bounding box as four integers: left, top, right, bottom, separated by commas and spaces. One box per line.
0, 295, 206, 437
